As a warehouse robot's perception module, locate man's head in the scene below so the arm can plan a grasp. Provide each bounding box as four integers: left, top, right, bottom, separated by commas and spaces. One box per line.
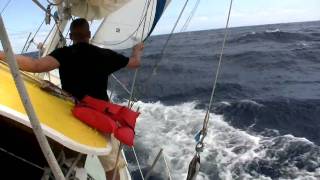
69, 18, 91, 44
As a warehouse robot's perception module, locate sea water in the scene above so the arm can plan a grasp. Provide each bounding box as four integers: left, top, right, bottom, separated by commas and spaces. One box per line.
110, 21, 320, 180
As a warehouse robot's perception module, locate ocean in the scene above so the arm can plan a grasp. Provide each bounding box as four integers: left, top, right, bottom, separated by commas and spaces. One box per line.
109, 20, 320, 180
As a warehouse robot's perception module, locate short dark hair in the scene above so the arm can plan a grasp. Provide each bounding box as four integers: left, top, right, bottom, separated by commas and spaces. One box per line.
70, 18, 89, 33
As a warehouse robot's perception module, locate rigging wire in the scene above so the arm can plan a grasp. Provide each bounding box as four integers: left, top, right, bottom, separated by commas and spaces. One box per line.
21, 32, 32, 54
107, 0, 155, 104
25, 0, 64, 53
91, 1, 165, 105
202, 0, 234, 138
0, 146, 44, 170
131, 147, 145, 180
32, 0, 66, 48
131, 0, 191, 100
147, 0, 156, 36
162, 152, 173, 180
151, 0, 190, 74
127, 0, 153, 107
42, 23, 56, 47
110, 1, 195, 177
110, 0, 201, 102
186, 1, 234, 178
111, 0, 195, 103
0, 0, 12, 14
24, 18, 46, 53
180, 0, 201, 32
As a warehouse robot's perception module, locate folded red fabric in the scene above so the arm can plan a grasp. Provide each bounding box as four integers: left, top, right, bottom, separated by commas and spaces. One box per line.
72, 95, 140, 147
81, 95, 140, 129
116, 107, 140, 129
72, 106, 117, 133
82, 95, 122, 114
114, 127, 135, 147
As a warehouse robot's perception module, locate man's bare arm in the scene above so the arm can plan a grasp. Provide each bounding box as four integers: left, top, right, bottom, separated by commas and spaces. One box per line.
0, 51, 60, 73
127, 43, 144, 69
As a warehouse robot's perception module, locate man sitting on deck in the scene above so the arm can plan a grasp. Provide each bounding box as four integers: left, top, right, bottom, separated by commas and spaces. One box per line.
0, 18, 144, 180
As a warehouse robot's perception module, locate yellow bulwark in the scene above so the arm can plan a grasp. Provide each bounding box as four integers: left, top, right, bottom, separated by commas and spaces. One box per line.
0, 63, 110, 155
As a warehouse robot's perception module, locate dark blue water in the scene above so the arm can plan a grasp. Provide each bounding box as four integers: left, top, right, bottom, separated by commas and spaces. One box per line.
111, 21, 320, 179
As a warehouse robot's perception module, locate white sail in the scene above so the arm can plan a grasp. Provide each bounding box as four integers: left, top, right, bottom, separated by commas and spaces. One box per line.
91, 0, 171, 50
69, 0, 131, 20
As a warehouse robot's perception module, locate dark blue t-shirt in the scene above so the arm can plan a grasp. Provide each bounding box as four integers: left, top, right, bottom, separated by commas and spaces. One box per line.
49, 43, 129, 101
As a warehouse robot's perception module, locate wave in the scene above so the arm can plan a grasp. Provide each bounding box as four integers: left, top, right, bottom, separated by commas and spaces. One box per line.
229, 135, 320, 179
214, 98, 320, 145
119, 100, 320, 179
228, 29, 315, 44
223, 50, 301, 70
265, 28, 281, 33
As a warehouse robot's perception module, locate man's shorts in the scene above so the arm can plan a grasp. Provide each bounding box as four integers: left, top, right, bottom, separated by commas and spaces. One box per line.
98, 135, 126, 172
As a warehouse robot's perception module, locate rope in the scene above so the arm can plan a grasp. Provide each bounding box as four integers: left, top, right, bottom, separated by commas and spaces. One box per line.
196, 0, 234, 152
110, 1, 153, 179
0, 146, 44, 170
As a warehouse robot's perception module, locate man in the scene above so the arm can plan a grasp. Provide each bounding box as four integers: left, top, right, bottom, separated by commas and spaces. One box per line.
0, 18, 144, 179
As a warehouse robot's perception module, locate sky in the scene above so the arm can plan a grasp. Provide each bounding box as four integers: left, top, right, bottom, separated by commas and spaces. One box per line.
0, 0, 319, 52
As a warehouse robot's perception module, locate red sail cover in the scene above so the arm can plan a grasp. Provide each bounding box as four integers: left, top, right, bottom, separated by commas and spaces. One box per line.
72, 96, 140, 146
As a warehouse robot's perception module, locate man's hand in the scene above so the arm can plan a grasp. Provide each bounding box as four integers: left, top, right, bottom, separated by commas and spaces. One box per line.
127, 42, 144, 69
133, 43, 144, 53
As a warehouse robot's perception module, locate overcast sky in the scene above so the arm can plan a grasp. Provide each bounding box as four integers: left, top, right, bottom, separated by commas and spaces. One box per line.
1, 0, 319, 52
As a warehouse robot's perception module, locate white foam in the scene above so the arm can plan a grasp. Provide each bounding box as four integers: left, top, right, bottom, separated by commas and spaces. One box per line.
265, 29, 281, 33
118, 100, 320, 179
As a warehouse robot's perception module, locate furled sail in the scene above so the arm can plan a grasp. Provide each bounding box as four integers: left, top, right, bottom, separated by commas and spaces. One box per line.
91, 0, 171, 50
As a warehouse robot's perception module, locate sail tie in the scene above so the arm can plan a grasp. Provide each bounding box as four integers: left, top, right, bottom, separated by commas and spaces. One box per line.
186, 0, 234, 179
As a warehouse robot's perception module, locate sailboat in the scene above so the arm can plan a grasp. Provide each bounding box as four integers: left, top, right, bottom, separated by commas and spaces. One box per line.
0, 0, 171, 179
